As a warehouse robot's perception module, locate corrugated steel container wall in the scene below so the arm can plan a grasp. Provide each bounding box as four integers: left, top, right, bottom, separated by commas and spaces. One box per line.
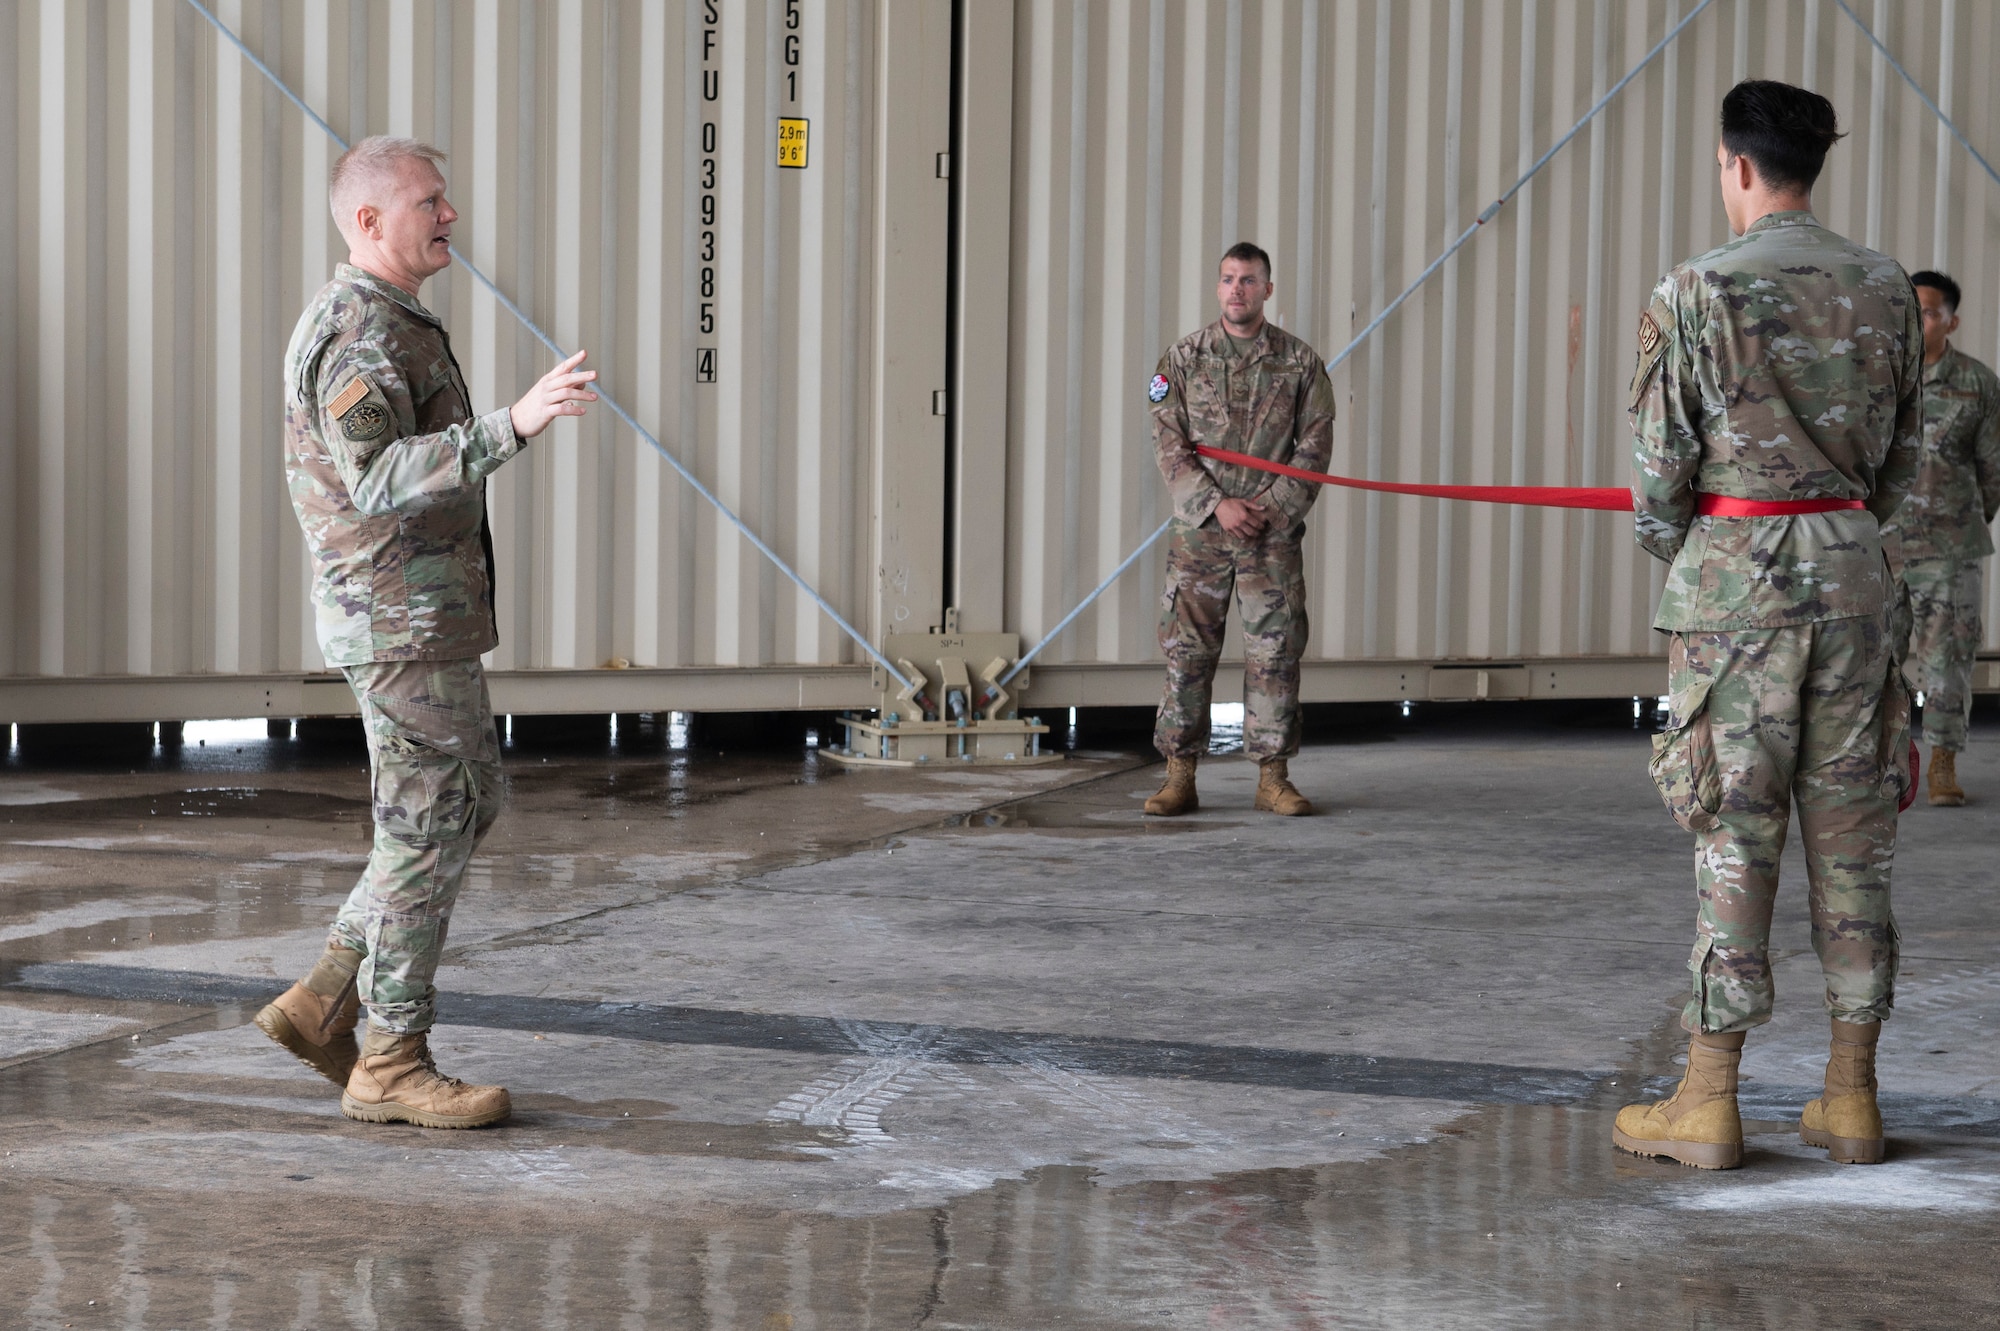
0, 0, 921, 682
5, 0, 1997, 718
997, 0, 2000, 670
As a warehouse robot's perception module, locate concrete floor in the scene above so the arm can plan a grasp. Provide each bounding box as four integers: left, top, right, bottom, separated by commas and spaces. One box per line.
1, 702, 1996, 1329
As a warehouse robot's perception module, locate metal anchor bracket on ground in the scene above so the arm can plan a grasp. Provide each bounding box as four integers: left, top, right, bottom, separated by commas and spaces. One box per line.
822, 630, 1060, 769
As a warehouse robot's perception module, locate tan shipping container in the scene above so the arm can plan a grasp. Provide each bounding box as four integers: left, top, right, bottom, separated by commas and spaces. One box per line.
3, 1, 1997, 721
976, 0, 2000, 706
1, 0, 958, 721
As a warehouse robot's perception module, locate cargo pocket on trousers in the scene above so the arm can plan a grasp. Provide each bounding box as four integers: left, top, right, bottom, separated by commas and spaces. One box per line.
1157, 581, 1183, 655
1875, 660, 1917, 811
1649, 679, 1721, 833
1882, 916, 1902, 1011
1687, 935, 1721, 1032
367, 697, 481, 842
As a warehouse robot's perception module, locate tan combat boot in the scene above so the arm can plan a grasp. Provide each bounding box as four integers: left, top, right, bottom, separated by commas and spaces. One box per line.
1143, 756, 1200, 816
254, 944, 363, 1086
1800, 1018, 1885, 1164
1612, 1029, 1745, 1170
1928, 748, 1965, 806
342, 1028, 512, 1129
1253, 758, 1312, 816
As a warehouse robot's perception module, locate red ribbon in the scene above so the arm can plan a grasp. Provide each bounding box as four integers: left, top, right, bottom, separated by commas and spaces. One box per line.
1195, 445, 1871, 517
1192, 445, 1633, 511
1695, 494, 1866, 517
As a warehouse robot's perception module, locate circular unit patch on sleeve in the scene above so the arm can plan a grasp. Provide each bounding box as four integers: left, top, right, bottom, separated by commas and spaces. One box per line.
342, 400, 390, 442
1148, 374, 1171, 403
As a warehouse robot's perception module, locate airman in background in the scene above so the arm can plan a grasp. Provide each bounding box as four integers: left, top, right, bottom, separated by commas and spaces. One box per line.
1881, 270, 2000, 806
1618, 82, 1921, 1171
258, 136, 597, 1129
1144, 242, 1336, 819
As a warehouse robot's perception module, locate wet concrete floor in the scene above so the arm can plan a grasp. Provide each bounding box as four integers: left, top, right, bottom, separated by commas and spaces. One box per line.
1, 703, 1997, 1328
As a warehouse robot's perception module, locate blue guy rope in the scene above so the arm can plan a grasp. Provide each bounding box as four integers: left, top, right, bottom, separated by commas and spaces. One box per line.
997, 517, 1173, 687
1002, 0, 1716, 686
183, 0, 913, 691
1833, 0, 2000, 194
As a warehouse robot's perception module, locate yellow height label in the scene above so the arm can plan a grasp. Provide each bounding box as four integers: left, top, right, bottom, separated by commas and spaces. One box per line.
777, 117, 809, 169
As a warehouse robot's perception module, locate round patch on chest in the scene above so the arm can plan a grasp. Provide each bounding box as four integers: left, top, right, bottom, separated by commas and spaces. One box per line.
342, 401, 390, 442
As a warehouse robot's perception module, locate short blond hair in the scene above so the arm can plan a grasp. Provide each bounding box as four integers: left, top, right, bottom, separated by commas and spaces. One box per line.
329, 136, 447, 240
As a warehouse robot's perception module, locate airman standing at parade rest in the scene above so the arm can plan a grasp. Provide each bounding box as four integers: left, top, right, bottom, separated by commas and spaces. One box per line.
256, 136, 597, 1129
1144, 242, 1336, 818
1617, 81, 1921, 1171
1882, 270, 2000, 807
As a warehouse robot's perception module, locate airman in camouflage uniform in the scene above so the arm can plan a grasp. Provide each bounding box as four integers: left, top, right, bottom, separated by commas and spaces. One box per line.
1145, 243, 1335, 819
1614, 83, 1920, 1171
1880, 271, 2000, 805
255, 137, 595, 1130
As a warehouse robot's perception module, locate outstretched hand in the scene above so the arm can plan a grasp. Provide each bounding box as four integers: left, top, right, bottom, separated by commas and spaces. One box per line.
511, 350, 599, 440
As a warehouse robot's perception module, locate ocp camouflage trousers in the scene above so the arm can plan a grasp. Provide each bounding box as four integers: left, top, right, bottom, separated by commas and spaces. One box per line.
1154, 519, 1308, 761
1653, 615, 1907, 1034
331, 658, 505, 1034
1900, 558, 1983, 751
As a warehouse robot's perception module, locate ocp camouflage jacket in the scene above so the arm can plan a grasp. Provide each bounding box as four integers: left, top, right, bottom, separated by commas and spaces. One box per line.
284, 264, 522, 665
1630, 212, 1922, 631
1880, 344, 2000, 564
1150, 319, 1337, 533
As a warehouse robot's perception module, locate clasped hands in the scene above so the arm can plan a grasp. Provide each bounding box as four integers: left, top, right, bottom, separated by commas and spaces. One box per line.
1215, 495, 1275, 538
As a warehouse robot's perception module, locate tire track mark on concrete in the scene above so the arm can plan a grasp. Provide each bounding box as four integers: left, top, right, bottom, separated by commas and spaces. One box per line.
764, 1020, 1231, 1162
985, 1045, 1229, 1155
1899, 964, 2000, 1014
765, 1019, 945, 1146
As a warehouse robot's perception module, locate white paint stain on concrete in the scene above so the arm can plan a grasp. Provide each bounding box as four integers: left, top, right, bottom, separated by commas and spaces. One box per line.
1675, 1158, 2000, 1213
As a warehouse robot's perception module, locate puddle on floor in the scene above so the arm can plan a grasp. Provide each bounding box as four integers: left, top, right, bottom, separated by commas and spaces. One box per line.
4, 724, 1990, 1324
512, 1092, 683, 1118
939, 802, 1204, 832
2, 787, 372, 824
0, 961, 1995, 1327
2, 1032, 1993, 1330
0, 848, 658, 968
506, 755, 830, 817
